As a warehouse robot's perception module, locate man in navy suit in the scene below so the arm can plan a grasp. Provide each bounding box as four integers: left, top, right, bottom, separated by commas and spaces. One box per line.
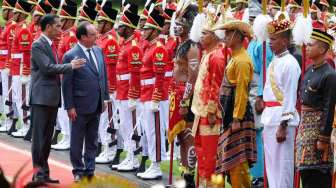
62, 21, 109, 181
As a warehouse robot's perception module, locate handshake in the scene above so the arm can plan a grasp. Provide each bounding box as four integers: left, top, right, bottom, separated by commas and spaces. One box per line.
70, 57, 86, 69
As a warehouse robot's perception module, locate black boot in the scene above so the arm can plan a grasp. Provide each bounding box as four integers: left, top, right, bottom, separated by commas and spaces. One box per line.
51, 129, 61, 145
109, 149, 123, 170
183, 173, 195, 188
135, 155, 148, 175
96, 142, 102, 157
23, 124, 33, 141
7, 118, 17, 136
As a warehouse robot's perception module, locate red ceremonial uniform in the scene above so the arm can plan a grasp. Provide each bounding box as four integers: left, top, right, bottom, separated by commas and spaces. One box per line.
96, 29, 121, 93
191, 47, 225, 179
58, 26, 77, 63
29, 21, 41, 41
10, 21, 33, 76
161, 35, 177, 100
140, 39, 168, 102
116, 34, 140, 100
0, 21, 15, 70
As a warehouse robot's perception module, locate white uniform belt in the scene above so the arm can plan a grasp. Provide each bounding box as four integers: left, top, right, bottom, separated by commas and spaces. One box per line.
165, 71, 173, 77
141, 78, 155, 86
117, 74, 130, 81
0, 50, 8, 55
11, 53, 23, 59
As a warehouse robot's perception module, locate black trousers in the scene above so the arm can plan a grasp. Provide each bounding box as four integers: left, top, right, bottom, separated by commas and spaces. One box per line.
31, 104, 58, 179
300, 169, 332, 188
70, 111, 99, 177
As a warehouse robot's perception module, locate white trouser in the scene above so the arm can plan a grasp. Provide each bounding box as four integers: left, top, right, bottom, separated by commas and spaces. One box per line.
263, 126, 296, 188
142, 101, 166, 162
1, 69, 8, 114
159, 100, 169, 132
98, 93, 118, 145
12, 76, 22, 119
118, 100, 142, 155
56, 90, 70, 136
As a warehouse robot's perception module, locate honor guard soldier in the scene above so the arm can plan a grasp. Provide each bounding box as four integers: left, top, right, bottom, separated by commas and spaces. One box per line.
78, 0, 98, 24
0, 0, 16, 132
7, 0, 34, 136
50, 1, 78, 150
136, 8, 167, 180
111, 7, 141, 172
95, 0, 121, 164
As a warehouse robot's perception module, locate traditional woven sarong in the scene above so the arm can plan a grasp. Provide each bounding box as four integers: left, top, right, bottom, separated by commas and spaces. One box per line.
295, 106, 333, 171
215, 78, 257, 173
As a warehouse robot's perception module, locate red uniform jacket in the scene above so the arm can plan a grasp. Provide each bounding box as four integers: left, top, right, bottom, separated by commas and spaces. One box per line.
116, 34, 140, 100
10, 21, 32, 76
140, 39, 168, 102
58, 26, 77, 63
29, 22, 41, 41
97, 29, 121, 94
0, 21, 15, 70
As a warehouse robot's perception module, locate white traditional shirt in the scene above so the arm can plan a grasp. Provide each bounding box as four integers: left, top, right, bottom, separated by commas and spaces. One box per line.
261, 51, 301, 126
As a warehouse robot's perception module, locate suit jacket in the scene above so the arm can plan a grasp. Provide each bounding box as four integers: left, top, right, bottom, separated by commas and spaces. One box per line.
62, 44, 109, 114
29, 36, 73, 107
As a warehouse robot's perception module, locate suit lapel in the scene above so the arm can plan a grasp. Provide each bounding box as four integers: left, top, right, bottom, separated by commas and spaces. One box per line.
76, 44, 98, 76
40, 37, 57, 64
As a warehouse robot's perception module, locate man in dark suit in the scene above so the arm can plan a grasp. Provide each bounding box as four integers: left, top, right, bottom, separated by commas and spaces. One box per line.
62, 21, 110, 181
30, 14, 85, 183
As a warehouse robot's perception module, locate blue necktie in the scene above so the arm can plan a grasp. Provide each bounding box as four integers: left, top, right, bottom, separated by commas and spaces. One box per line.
87, 49, 98, 72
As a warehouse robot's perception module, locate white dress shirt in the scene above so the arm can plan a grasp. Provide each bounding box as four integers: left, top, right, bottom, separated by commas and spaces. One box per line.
261, 51, 301, 126
78, 42, 99, 71
42, 33, 52, 46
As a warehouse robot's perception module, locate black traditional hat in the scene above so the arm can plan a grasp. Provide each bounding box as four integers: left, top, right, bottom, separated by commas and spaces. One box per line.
98, 1, 118, 23
59, 3, 77, 20
311, 28, 334, 47
79, 4, 98, 23
45, 0, 61, 12
119, 11, 140, 29
14, 0, 34, 16
34, 1, 52, 16
2, 0, 17, 10
163, 8, 174, 23
123, 2, 138, 14
64, 0, 77, 7
83, 0, 96, 9
144, 8, 165, 30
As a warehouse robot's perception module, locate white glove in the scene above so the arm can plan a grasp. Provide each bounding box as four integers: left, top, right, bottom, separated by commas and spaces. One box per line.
3, 68, 9, 74
128, 98, 137, 111
20, 76, 30, 84
151, 101, 160, 112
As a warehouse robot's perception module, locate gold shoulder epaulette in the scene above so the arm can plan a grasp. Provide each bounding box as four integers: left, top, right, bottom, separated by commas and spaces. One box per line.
156, 41, 162, 47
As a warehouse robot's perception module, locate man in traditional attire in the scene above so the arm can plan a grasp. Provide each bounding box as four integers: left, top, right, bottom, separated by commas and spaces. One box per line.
261, 15, 301, 188
0, 0, 16, 132
51, 1, 78, 150
233, 0, 249, 23
168, 1, 198, 186
296, 28, 336, 188
215, 18, 256, 188
190, 12, 226, 186
247, 9, 274, 187
95, 1, 121, 164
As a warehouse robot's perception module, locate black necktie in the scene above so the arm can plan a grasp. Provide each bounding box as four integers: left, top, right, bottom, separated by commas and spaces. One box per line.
87, 49, 98, 72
